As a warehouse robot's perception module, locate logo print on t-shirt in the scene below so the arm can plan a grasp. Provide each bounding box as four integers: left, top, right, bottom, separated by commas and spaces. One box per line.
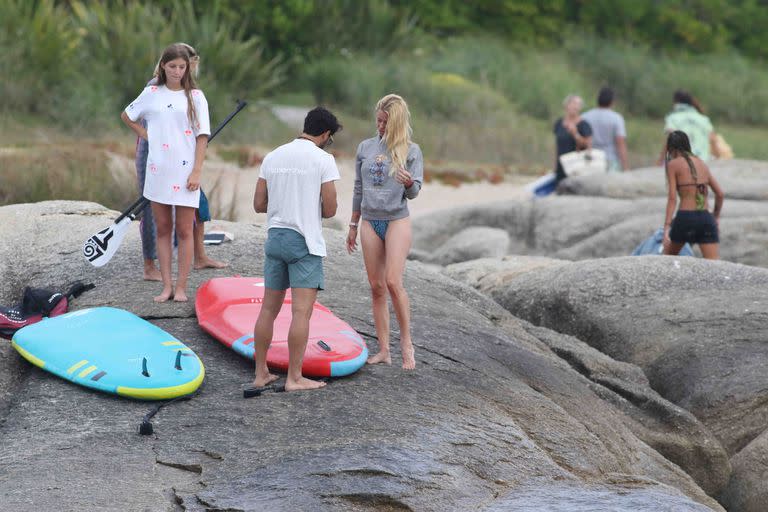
370, 154, 387, 186
182, 160, 188, 166
184, 130, 192, 136
167, 104, 173, 109
150, 86, 158, 92
149, 163, 157, 174
172, 185, 181, 192
162, 143, 170, 151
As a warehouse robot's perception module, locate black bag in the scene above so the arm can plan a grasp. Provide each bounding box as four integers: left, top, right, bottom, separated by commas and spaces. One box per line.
0, 282, 94, 339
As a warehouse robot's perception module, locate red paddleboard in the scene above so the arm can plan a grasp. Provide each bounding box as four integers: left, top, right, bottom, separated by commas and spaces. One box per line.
195, 277, 368, 377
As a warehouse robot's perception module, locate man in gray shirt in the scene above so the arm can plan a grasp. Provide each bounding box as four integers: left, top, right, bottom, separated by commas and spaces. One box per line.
582, 87, 629, 172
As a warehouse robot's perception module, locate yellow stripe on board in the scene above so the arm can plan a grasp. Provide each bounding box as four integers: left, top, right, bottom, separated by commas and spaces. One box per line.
67, 360, 89, 374
161, 341, 184, 346
117, 363, 205, 400
78, 365, 98, 378
11, 342, 46, 369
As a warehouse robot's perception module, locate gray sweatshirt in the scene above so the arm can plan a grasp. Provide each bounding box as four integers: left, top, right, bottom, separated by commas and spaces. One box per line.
352, 136, 423, 220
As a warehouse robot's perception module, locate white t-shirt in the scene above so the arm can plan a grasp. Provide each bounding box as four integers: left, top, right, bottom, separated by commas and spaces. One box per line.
125, 85, 211, 207
259, 138, 340, 256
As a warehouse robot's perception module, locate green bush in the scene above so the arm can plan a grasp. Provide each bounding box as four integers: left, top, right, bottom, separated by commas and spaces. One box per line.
566, 35, 768, 125
0, 0, 81, 117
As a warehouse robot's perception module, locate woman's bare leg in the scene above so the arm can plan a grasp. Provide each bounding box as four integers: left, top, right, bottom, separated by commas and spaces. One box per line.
361, 221, 391, 365
173, 206, 196, 302
663, 241, 686, 256
699, 243, 719, 260
150, 202, 174, 302
384, 217, 415, 370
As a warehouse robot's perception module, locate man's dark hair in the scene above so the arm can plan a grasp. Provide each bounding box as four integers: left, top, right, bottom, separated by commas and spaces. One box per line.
303, 107, 342, 136
597, 87, 614, 107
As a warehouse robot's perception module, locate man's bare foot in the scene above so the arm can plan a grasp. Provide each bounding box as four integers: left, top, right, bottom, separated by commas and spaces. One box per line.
194, 258, 228, 270
173, 289, 189, 302
153, 288, 173, 303
285, 377, 326, 392
251, 372, 279, 388
401, 343, 416, 370
143, 267, 162, 281
367, 351, 392, 365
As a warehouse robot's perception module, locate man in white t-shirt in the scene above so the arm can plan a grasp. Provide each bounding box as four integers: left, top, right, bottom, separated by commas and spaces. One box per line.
582, 87, 629, 172
251, 107, 341, 392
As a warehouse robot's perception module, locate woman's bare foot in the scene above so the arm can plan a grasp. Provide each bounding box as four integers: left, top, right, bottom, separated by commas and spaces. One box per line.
153, 288, 173, 303
144, 260, 163, 281
367, 351, 392, 365
285, 376, 326, 392
194, 257, 228, 270
173, 289, 189, 302
401, 342, 416, 370
251, 372, 280, 388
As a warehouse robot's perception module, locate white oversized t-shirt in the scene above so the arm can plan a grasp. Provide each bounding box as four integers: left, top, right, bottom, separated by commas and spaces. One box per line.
125, 85, 211, 207
259, 138, 340, 257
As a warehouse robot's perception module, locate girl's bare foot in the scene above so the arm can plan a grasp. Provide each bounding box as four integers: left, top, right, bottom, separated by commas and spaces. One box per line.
252, 372, 279, 388
194, 258, 228, 270
367, 351, 392, 365
143, 267, 162, 281
401, 343, 416, 370
153, 288, 173, 303
285, 376, 326, 392
173, 289, 189, 302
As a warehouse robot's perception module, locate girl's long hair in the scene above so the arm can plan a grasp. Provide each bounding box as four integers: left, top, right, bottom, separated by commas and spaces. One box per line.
666, 130, 698, 181
155, 43, 199, 128
376, 94, 412, 176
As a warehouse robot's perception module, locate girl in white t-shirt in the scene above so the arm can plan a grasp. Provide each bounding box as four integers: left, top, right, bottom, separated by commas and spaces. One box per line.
121, 43, 211, 302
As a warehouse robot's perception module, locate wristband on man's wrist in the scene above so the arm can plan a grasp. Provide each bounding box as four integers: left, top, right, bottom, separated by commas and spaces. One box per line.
349, 222, 358, 228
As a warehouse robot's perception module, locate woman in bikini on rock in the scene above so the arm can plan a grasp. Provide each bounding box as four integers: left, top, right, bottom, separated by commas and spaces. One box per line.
663, 130, 725, 259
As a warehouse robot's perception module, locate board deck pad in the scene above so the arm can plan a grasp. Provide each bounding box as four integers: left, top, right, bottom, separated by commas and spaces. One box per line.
196, 277, 368, 377
12, 307, 204, 400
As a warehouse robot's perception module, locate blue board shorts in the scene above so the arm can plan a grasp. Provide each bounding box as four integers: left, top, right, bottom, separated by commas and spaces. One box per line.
264, 228, 324, 290
198, 189, 211, 222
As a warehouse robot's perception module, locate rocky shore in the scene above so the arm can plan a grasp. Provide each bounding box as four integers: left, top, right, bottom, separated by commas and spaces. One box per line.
0, 200, 732, 511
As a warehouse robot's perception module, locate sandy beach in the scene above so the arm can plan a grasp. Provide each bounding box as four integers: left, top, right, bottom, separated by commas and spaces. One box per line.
206, 156, 532, 228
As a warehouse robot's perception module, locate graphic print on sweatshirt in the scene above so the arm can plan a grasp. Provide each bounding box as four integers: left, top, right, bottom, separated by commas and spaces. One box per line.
370, 154, 387, 187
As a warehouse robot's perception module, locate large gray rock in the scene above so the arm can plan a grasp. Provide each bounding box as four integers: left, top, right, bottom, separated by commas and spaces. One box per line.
494, 257, 768, 455
413, 196, 768, 268
492, 255, 768, 506
558, 159, 768, 200
0, 201, 723, 511
429, 226, 510, 265
443, 256, 568, 295
721, 429, 768, 512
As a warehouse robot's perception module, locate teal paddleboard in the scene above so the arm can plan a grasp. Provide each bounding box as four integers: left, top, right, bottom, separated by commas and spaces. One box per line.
12, 307, 204, 400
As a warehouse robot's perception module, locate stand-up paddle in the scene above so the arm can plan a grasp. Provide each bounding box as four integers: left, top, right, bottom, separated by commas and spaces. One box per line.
83, 99, 248, 267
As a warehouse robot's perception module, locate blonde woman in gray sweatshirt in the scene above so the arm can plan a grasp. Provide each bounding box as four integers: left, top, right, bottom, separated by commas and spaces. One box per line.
346, 94, 423, 370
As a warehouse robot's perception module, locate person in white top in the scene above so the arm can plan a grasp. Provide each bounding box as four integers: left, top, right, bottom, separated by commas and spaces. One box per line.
121, 43, 211, 303
252, 107, 341, 392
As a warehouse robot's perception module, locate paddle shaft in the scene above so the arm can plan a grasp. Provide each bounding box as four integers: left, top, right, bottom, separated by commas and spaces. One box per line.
116, 99, 248, 222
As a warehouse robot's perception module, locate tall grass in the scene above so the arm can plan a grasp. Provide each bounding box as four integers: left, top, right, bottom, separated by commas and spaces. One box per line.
0, 147, 134, 209
0, 0, 285, 132
566, 35, 768, 124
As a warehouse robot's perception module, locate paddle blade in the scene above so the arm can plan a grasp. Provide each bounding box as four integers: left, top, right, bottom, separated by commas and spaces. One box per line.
83, 217, 132, 267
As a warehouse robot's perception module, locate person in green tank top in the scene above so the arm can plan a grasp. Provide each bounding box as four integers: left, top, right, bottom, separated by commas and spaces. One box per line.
657, 90, 720, 164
